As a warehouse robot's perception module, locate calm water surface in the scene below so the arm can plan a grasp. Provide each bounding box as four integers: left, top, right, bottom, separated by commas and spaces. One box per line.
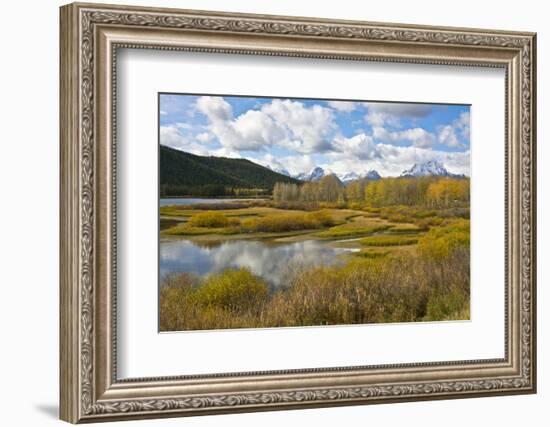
160, 239, 354, 288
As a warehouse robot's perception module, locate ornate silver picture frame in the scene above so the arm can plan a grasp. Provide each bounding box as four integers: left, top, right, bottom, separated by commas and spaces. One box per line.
60, 2, 536, 423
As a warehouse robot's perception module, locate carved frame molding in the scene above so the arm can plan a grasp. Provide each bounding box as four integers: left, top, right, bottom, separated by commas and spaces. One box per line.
60, 2, 536, 423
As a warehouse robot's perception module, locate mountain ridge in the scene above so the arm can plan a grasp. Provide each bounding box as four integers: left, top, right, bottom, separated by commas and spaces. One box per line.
294, 167, 382, 184
295, 166, 326, 182
294, 161, 464, 182
400, 160, 464, 178
160, 145, 300, 194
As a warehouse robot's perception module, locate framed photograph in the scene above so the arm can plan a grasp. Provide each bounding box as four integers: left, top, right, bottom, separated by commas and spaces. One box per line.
60, 2, 537, 423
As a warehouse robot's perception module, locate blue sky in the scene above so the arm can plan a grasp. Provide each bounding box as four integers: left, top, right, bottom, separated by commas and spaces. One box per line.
159, 94, 470, 177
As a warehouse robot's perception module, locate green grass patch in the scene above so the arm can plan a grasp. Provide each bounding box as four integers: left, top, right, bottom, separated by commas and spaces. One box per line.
316, 224, 390, 238
241, 210, 334, 233
362, 207, 381, 214
359, 235, 419, 247
387, 224, 422, 234
315, 216, 391, 239
188, 211, 240, 228
161, 224, 240, 236
159, 206, 196, 217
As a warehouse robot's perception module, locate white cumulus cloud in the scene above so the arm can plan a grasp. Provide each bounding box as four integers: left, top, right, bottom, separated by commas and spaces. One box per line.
195, 97, 336, 154
332, 133, 381, 160
196, 96, 233, 122
437, 111, 470, 148
325, 140, 469, 177
326, 100, 357, 112
373, 126, 436, 148
364, 102, 432, 127
160, 125, 210, 155
161, 95, 470, 178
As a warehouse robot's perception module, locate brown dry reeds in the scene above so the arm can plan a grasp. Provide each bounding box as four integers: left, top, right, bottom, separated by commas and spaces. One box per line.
160, 237, 470, 331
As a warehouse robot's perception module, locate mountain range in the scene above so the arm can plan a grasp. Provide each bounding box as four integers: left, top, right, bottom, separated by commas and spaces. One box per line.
291, 160, 462, 182
293, 167, 381, 184
161, 145, 466, 195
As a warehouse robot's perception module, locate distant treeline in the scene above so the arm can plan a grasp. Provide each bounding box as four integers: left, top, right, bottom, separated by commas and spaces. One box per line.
160, 184, 269, 198
273, 175, 469, 208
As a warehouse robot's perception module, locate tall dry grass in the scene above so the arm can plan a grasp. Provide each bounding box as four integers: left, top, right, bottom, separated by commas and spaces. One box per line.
160, 226, 470, 331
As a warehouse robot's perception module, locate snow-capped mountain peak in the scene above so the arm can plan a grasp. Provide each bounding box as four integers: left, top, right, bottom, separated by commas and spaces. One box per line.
296, 166, 326, 182
364, 170, 381, 180
293, 161, 464, 182
340, 171, 360, 183
401, 160, 455, 177
309, 167, 325, 181
339, 169, 381, 184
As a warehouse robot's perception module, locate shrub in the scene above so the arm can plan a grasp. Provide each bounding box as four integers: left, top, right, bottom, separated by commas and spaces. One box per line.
347, 202, 364, 210
363, 207, 381, 214
159, 249, 471, 330
412, 209, 438, 218
307, 210, 335, 227
196, 268, 269, 312
414, 217, 444, 230
159, 273, 198, 331
188, 211, 238, 228
424, 287, 470, 321
159, 269, 269, 331
241, 211, 334, 233
267, 257, 431, 326
418, 219, 470, 261
387, 213, 411, 223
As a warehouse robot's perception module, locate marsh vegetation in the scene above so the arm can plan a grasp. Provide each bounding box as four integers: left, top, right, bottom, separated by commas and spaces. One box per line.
159, 175, 470, 331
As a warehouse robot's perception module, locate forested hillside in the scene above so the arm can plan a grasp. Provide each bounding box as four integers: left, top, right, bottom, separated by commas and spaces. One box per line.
160, 145, 300, 196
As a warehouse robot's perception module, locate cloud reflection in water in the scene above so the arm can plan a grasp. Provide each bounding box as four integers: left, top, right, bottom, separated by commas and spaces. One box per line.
160, 239, 351, 288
